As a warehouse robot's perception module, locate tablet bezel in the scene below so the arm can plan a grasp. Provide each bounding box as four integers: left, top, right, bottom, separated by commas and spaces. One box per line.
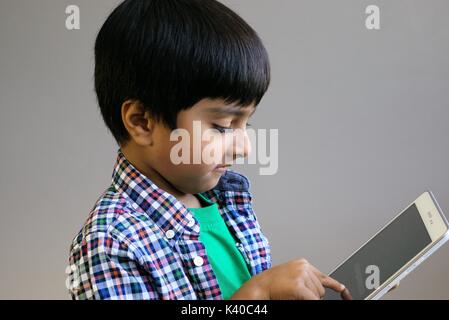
327, 190, 449, 300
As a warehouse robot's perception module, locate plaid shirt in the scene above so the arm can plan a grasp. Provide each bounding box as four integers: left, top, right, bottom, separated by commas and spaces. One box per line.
67, 150, 272, 300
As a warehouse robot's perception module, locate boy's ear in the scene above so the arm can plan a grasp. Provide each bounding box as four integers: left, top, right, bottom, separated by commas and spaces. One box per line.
121, 100, 155, 146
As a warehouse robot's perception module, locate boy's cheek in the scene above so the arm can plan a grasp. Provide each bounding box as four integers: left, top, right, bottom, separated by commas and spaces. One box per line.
189, 139, 225, 166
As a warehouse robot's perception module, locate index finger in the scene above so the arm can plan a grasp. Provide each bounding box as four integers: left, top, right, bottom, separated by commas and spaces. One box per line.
321, 276, 346, 293
309, 265, 346, 293
340, 288, 353, 300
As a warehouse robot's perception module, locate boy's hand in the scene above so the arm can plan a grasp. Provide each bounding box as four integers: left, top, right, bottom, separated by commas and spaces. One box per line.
231, 258, 351, 300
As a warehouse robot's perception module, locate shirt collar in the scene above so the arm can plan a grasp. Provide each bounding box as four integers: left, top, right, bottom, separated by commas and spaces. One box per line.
111, 149, 252, 243
111, 149, 200, 242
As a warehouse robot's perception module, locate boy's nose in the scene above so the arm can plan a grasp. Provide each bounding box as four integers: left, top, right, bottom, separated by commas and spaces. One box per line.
232, 129, 251, 161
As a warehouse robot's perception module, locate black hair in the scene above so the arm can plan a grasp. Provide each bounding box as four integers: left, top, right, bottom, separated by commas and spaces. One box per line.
95, 0, 271, 144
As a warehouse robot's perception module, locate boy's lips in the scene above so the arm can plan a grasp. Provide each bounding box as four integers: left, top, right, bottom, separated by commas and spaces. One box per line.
214, 164, 232, 172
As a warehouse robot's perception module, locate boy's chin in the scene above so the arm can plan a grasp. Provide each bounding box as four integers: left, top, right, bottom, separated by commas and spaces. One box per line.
198, 171, 224, 192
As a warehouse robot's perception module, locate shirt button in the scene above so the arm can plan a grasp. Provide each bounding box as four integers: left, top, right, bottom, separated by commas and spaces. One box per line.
187, 218, 195, 228
165, 229, 175, 240
193, 256, 204, 267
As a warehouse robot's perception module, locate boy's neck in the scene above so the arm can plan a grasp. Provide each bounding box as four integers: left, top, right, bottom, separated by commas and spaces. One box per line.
121, 146, 202, 209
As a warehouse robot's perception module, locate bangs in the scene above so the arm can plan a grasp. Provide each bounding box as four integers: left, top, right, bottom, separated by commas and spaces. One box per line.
186, 0, 271, 108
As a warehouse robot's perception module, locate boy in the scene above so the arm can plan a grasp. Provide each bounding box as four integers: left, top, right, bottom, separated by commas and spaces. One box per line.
68, 0, 348, 300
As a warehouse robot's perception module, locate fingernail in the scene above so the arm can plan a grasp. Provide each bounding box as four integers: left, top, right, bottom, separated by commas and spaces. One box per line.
341, 284, 346, 291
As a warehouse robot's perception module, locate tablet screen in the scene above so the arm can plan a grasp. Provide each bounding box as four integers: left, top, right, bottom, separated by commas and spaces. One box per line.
324, 203, 431, 300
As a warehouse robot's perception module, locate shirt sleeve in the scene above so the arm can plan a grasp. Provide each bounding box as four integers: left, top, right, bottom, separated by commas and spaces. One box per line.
68, 231, 159, 300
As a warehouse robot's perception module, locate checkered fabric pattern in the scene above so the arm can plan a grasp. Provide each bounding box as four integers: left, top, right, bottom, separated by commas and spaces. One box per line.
67, 149, 272, 300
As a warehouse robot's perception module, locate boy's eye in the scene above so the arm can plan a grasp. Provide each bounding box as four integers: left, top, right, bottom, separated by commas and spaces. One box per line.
212, 124, 232, 134
212, 123, 252, 134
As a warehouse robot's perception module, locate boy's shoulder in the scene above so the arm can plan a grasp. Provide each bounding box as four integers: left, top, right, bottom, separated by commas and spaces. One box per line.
77, 185, 133, 238
212, 169, 251, 193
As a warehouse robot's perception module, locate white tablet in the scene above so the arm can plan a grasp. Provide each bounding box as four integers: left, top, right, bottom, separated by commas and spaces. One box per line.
324, 191, 449, 300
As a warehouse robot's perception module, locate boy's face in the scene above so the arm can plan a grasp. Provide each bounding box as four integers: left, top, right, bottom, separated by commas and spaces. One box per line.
122, 98, 255, 195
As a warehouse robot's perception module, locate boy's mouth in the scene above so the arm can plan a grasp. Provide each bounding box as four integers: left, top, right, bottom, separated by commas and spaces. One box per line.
214, 164, 232, 173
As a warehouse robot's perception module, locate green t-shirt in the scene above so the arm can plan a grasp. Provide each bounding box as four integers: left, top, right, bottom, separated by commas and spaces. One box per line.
188, 193, 252, 300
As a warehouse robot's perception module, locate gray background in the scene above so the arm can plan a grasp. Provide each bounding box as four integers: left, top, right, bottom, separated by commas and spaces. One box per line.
0, 0, 448, 299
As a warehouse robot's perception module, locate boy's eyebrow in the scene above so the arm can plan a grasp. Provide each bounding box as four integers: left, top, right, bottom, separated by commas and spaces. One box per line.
205, 105, 256, 117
